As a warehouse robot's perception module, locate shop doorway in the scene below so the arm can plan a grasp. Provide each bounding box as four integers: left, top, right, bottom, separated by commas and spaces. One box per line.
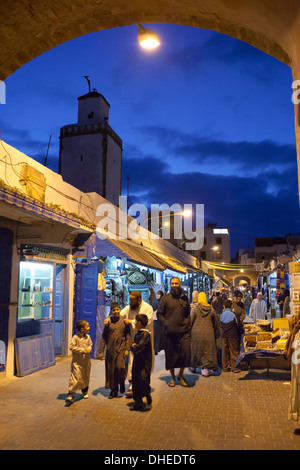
54, 264, 67, 356
0, 227, 13, 373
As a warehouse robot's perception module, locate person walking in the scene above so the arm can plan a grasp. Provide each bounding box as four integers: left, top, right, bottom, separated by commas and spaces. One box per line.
220, 299, 241, 373
157, 277, 191, 387
103, 291, 153, 398
231, 291, 246, 324
65, 320, 92, 405
243, 291, 252, 316
130, 313, 153, 411
277, 287, 285, 318
249, 292, 267, 322
283, 289, 291, 318
99, 302, 131, 399
211, 292, 224, 316
152, 290, 165, 355
120, 291, 153, 398
190, 292, 220, 377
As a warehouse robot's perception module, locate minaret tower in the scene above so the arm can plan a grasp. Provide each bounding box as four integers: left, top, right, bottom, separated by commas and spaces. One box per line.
59, 77, 122, 206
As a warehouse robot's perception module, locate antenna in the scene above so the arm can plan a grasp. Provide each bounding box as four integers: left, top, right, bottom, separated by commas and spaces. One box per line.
84, 75, 91, 93
43, 134, 52, 166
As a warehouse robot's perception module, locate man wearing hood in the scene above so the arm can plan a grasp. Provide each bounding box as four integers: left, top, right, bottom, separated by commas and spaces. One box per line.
157, 277, 191, 387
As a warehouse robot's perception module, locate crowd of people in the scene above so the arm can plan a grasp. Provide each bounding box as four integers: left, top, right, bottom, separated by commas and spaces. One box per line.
63, 277, 300, 435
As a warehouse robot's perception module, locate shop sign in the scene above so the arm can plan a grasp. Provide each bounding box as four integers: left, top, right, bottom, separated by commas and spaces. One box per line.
20, 245, 68, 261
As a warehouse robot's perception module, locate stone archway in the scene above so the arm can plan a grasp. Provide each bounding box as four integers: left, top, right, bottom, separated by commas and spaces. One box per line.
234, 275, 251, 287
0, 0, 297, 81
1, 0, 300, 199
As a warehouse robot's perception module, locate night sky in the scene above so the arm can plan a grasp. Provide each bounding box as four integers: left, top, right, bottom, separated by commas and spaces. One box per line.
0, 23, 299, 257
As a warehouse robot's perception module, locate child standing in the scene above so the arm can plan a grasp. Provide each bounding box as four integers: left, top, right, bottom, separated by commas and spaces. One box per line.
66, 320, 92, 405
130, 313, 153, 411
99, 302, 131, 399
220, 299, 241, 373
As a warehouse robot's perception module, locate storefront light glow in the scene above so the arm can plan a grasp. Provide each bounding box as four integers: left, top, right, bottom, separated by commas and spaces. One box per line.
20, 261, 54, 272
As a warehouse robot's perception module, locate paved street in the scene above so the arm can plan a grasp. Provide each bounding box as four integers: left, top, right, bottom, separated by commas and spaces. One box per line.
0, 353, 299, 451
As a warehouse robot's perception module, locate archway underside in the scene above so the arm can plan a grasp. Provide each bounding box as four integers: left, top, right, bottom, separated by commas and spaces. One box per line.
1, 0, 299, 80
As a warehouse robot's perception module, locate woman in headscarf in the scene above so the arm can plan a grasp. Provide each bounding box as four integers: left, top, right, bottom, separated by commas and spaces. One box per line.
190, 292, 220, 377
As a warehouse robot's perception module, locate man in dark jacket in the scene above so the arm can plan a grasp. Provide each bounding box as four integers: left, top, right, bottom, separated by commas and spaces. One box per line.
157, 277, 191, 387
220, 299, 241, 373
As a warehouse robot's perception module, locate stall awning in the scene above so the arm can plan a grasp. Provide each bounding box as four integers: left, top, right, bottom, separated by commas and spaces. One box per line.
85, 234, 166, 271
145, 251, 188, 274
220, 278, 231, 287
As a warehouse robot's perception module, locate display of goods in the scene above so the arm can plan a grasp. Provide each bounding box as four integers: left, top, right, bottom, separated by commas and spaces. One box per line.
256, 341, 274, 350
257, 332, 272, 342
277, 339, 288, 350
256, 320, 272, 332
244, 324, 259, 334
272, 318, 289, 330
244, 335, 257, 343
279, 329, 290, 340
256, 320, 270, 326
245, 340, 257, 349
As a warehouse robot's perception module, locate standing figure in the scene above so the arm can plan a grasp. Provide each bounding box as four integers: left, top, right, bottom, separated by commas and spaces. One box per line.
249, 292, 267, 322
243, 291, 252, 316
130, 314, 153, 411
231, 291, 246, 324
277, 287, 285, 318
104, 291, 154, 398
190, 292, 220, 377
157, 277, 191, 387
211, 292, 224, 316
283, 289, 291, 318
220, 300, 241, 373
66, 320, 92, 405
152, 290, 165, 355
99, 302, 131, 399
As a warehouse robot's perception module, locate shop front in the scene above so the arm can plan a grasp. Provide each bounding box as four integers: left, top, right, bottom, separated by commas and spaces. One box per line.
73, 236, 167, 357
0, 227, 13, 375
15, 244, 72, 376
72, 233, 199, 357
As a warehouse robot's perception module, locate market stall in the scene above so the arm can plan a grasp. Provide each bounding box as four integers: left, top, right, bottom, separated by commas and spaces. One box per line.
236, 318, 291, 373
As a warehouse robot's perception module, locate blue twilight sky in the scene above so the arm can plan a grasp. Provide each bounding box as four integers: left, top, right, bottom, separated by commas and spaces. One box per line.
0, 23, 299, 257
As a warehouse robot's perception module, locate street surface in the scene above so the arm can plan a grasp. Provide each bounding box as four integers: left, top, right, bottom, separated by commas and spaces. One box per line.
0, 353, 299, 451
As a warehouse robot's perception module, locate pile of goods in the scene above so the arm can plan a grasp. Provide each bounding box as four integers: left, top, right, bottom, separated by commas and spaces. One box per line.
243, 319, 290, 352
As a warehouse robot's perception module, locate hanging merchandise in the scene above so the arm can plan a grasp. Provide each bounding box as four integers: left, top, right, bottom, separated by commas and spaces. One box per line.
97, 273, 106, 291
276, 265, 283, 299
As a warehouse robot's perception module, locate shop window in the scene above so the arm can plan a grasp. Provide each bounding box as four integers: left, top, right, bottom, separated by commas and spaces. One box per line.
18, 262, 53, 322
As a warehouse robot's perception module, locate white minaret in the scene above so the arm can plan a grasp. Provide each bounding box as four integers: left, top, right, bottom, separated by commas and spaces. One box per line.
59, 79, 122, 206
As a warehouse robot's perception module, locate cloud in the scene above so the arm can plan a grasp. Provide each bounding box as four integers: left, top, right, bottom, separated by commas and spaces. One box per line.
135, 125, 297, 176
121, 150, 300, 255
0, 120, 60, 171
161, 32, 287, 84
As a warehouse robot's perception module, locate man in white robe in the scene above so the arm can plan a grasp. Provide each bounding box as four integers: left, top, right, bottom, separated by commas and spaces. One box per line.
249, 292, 267, 322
